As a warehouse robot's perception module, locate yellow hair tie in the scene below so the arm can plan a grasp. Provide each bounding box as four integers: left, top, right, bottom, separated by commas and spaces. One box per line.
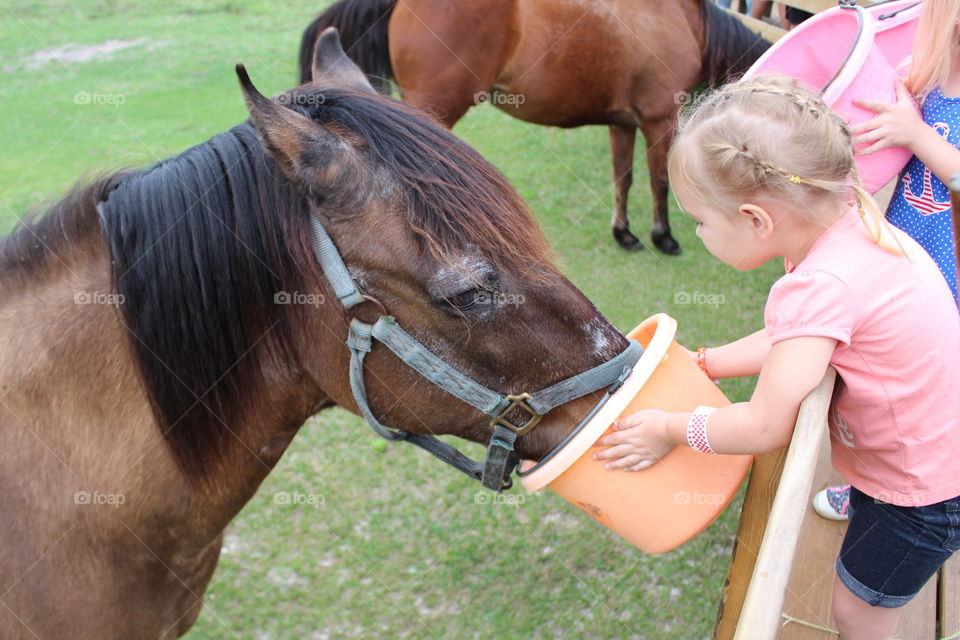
788, 175, 803, 184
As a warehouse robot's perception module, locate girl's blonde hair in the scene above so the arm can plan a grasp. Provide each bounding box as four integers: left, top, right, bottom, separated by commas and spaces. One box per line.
906, 0, 960, 100
668, 74, 904, 256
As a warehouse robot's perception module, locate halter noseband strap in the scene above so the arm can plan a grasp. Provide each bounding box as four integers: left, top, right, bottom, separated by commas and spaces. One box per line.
309, 217, 643, 491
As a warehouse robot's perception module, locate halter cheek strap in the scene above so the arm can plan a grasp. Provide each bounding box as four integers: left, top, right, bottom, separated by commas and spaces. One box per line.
310, 217, 643, 491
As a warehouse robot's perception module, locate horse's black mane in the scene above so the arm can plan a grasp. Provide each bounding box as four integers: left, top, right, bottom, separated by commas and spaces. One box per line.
701, 0, 772, 84
0, 86, 548, 483
99, 122, 315, 481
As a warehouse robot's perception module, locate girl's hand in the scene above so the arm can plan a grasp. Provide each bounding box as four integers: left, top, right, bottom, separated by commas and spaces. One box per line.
592, 409, 675, 471
851, 80, 924, 155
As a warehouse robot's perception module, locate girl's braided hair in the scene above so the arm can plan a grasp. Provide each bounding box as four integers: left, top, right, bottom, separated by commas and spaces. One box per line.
668, 74, 904, 255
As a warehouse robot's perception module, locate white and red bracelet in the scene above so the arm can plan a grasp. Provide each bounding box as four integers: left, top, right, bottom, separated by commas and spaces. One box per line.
686, 406, 718, 454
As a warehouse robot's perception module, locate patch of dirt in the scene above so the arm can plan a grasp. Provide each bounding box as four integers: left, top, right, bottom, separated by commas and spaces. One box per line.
22, 38, 151, 69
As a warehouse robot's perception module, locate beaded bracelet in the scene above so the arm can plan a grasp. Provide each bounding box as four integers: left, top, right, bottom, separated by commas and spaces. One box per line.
695, 346, 712, 378
686, 406, 718, 454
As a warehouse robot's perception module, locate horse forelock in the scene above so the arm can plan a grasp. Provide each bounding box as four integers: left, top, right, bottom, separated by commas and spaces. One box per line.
291, 87, 556, 281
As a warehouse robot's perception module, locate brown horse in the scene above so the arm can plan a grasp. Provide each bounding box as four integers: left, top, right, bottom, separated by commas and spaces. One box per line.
299, 0, 770, 254
0, 32, 631, 639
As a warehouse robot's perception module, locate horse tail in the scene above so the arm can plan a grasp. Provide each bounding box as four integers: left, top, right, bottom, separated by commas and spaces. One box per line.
699, 0, 772, 85
298, 0, 398, 91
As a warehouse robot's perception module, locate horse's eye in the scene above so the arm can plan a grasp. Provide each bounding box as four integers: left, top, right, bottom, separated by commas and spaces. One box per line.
447, 288, 480, 311
431, 269, 502, 316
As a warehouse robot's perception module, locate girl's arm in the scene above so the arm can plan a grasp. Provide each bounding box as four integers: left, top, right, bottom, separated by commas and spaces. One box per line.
593, 335, 836, 471
749, 1, 771, 20
701, 328, 771, 379
899, 124, 960, 187
852, 81, 960, 185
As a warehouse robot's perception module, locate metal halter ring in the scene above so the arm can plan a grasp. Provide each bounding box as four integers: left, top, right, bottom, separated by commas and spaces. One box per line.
354, 293, 387, 317
489, 393, 543, 436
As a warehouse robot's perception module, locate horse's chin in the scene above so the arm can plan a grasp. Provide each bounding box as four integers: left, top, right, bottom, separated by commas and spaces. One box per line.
516, 389, 609, 462
516, 420, 576, 463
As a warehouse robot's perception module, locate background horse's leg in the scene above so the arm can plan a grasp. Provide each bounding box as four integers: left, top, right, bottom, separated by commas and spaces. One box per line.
641, 115, 681, 255
609, 124, 642, 250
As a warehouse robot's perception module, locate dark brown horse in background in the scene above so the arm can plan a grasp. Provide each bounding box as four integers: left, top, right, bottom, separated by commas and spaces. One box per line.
0, 32, 629, 639
299, 0, 770, 254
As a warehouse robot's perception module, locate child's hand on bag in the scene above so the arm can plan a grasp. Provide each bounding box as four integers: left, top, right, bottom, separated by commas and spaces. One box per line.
852, 80, 924, 155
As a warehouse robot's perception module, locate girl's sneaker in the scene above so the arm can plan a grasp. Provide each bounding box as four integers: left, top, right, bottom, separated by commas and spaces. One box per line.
813, 485, 851, 521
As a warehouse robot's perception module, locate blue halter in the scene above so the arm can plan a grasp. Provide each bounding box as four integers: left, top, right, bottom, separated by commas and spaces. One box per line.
310, 217, 643, 490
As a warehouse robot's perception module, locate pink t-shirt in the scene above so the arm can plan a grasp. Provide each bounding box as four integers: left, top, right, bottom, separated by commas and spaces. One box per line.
764, 207, 960, 506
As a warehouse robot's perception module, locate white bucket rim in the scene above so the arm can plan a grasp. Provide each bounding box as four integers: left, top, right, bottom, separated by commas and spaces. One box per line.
517, 313, 678, 492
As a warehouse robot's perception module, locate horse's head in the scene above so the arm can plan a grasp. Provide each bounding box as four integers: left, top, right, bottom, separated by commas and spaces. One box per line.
236, 29, 632, 462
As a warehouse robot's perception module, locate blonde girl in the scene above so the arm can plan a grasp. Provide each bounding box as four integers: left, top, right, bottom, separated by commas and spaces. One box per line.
595, 75, 960, 640
811, 0, 960, 525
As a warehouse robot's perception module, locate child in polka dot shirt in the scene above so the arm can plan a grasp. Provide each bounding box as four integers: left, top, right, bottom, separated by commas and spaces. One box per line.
853, 0, 960, 303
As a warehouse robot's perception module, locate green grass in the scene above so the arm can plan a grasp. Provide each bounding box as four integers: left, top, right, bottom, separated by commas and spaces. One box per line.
0, 2, 783, 637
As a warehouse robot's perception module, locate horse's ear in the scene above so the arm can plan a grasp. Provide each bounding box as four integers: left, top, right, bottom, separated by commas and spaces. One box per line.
311, 27, 376, 94
236, 64, 311, 181
236, 64, 351, 187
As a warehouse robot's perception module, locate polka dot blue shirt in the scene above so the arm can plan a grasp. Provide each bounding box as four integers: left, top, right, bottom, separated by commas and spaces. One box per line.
886, 87, 959, 303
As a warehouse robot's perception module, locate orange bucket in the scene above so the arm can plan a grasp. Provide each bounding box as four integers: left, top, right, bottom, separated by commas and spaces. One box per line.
518, 314, 753, 553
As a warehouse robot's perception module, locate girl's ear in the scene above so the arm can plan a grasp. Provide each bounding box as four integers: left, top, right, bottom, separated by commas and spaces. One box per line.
738, 203, 774, 239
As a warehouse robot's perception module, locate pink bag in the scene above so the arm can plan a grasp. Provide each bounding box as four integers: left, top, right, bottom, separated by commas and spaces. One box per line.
744, 1, 923, 194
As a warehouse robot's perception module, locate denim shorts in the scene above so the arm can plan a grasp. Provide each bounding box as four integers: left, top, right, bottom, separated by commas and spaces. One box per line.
836, 486, 960, 607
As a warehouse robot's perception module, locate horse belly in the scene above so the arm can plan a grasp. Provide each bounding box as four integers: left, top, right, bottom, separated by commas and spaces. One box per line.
492, 0, 703, 127
390, 0, 515, 126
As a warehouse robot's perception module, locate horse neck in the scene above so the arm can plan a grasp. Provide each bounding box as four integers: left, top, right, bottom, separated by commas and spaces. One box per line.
2, 235, 310, 518
0, 188, 335, 554
0, 228, 186, 515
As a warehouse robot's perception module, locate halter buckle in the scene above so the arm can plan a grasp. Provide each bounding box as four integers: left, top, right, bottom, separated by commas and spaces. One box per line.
489, 392, 543, 436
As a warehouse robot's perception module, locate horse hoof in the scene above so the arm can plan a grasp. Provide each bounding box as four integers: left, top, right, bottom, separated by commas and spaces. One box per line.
652, 231, 681, 255
613, 227, 644, 251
